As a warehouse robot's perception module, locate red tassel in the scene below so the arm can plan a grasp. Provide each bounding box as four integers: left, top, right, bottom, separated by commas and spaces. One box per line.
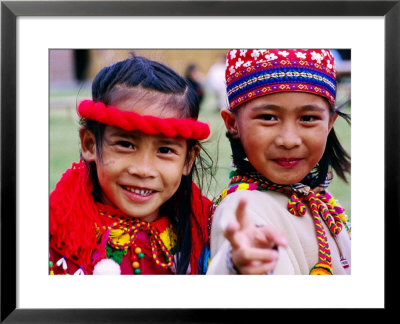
50, 160, 103, 269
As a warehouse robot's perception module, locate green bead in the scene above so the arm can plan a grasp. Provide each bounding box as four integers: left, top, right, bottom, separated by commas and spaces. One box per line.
49, 261, 53, 267
138, 252, 145, 259
134, 268, 141, 274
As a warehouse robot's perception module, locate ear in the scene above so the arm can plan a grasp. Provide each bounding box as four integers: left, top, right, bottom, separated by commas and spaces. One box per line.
182, 144, 201, 176
79, 127, 97, 162
328, 112, 339, 132
220, 109, 239, 138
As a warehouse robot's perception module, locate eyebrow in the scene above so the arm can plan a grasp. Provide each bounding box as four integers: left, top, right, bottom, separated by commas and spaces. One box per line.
157, 139, 185, 148
109, 130, 184, 148
251, 104, 327, 113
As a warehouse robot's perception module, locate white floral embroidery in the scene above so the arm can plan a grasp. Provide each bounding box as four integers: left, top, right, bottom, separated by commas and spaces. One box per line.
74, 267, 85, 275
243, 61, 252, 67
235, 58, 244, 68
265, 53, 278, 61
295, 52, 307, 59
229, 65, 236, 74
327, 60, 333, 69
311, 51, 323, 64
326, 50, 333, 61
56, 257, 68, 270
230, 50, 237, 59
251, 50, 261, 59
278, 50, 289, 57
240, 49, 247, 56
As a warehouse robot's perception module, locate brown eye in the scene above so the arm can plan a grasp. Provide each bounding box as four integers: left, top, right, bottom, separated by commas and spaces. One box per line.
260, 114, 277, 121
117, 141, 134, 149
300, 115, 318, 122
158, 147, 174, 154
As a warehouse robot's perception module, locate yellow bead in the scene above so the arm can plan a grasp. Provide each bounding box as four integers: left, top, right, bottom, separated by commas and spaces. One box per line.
132, 261, 140, 269
221, 189, 228, 199
134, 247, 142, 254
238, 183, 249, 190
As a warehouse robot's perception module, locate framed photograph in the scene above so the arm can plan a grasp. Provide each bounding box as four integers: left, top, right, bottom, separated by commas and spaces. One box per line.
1, 0, 398, 322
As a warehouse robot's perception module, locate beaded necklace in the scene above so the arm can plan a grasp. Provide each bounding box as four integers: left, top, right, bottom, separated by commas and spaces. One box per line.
100, 211, 175, 274
211, 171, 351, 275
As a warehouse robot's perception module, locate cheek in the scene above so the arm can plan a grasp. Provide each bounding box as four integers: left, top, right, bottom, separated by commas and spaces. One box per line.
309, 133, 329, 161
240, 125, 271, 156
96, 158, 118, 183
168, 164, 186, 184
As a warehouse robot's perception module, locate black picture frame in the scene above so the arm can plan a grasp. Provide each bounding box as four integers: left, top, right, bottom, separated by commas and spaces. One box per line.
1, 1, 399, 322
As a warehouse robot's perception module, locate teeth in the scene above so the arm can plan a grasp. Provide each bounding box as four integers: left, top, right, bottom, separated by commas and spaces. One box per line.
124, 187, 153, 195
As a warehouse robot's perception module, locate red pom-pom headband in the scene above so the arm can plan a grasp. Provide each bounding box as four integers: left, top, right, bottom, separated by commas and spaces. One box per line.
77, 100, 210, 141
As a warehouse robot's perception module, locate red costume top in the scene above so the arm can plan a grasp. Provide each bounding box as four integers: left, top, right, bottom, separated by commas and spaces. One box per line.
49, 160, 212, 275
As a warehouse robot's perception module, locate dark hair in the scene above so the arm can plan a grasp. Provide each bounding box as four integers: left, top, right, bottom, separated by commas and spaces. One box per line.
227, 102, 351, 187
80, 55, 213, 274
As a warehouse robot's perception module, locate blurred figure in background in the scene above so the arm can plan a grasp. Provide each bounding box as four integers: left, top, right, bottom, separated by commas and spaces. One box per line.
74, 49, 89, 83
185, 64, 205, 105
206, 54, 228, 111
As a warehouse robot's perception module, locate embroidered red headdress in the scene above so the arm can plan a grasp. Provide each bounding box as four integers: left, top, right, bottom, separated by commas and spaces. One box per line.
225, 49, 337, 109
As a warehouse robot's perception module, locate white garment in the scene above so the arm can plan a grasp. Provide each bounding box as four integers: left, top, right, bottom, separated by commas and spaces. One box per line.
207, 189, 351, 275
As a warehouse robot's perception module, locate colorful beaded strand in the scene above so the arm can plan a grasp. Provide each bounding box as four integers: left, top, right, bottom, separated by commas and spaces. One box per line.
102, 214, 174, 274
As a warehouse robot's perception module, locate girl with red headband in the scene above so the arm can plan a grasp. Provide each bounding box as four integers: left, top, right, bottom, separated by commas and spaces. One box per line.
207, 49, 351, 275
49, 55, 213, 275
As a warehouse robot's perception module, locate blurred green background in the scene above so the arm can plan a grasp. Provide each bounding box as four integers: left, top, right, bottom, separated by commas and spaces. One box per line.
50, 49, 351, 218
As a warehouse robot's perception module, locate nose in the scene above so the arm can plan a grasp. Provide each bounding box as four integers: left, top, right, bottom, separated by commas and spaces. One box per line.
275, 123, 302, 149
127, 149, 158, 178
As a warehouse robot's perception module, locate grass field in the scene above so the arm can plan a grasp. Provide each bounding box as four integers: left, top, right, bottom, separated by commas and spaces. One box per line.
50, 89, 351, 218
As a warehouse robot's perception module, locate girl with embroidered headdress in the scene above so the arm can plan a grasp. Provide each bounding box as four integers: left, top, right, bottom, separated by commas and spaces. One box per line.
49, 54, 213, 275
207, 49, 351, 275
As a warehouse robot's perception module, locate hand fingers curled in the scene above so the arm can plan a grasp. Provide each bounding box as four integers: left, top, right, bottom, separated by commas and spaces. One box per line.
257, 225, 288, 248
232, 247, 279, 267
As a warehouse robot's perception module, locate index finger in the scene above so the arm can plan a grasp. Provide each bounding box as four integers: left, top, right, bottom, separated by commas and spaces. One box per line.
235, 197, 251, 229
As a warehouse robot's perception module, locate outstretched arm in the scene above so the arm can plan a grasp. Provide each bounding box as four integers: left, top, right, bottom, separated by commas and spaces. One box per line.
224, 197, 288, 274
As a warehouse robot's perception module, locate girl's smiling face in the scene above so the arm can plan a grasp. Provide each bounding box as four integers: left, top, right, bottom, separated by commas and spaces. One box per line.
80, 93, 197, 222
222, 92, 337, 185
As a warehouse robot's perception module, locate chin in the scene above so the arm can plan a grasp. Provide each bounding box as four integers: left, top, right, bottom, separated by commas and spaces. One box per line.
269, 176, 304, 186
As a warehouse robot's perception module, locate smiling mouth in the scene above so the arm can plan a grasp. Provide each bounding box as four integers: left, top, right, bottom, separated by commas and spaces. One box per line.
273, 158, 302, 168
121, 185, 156, 196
